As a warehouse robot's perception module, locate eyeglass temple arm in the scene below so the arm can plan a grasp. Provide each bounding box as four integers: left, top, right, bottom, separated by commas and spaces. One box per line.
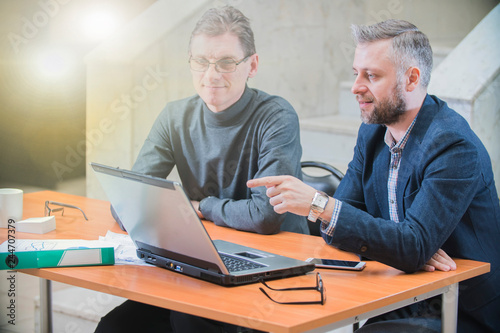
46, 201, 89, 221
259, 279, 318, 291
259, 288, 322, 305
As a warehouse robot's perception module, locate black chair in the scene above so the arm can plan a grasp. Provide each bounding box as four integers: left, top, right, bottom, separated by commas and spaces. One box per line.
301, 161, 344, 236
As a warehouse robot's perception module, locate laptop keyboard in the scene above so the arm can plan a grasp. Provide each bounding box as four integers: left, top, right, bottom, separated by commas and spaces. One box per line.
220, 254, 265, 272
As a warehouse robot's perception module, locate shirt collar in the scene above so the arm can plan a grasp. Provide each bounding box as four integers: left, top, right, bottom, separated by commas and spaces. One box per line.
384, 113, 419, 152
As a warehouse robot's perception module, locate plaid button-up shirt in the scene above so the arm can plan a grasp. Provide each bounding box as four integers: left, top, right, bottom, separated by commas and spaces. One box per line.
385, 116, 417, 222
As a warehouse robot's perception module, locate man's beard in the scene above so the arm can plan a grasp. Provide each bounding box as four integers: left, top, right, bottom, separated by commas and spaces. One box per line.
361, 84, 407, 125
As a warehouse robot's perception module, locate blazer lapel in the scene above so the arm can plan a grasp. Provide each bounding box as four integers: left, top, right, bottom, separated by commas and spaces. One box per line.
397, 95, 439, 220
372, 142, 391, 220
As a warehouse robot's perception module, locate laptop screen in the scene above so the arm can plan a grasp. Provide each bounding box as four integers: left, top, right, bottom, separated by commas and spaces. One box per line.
92, 163, 227, 272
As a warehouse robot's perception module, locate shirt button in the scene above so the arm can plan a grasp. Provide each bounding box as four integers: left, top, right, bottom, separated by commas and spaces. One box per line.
390, 200, 395, 204
360, 246, 368, 253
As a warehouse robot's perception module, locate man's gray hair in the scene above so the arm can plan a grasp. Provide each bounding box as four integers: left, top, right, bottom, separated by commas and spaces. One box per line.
351, 19, 433, 88
189, 6, 256, 57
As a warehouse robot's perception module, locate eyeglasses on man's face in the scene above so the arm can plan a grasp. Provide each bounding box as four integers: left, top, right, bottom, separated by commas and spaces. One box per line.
188, 55, 251, 73
259, 272, 326, 305
44, 201, 88, 221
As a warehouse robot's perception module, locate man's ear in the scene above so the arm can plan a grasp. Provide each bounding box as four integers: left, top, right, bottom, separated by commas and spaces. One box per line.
248, 53, 259, 78
406, 67, 421, 92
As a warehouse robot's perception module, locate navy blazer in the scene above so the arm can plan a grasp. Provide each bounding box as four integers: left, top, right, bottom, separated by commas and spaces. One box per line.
324, 95, 500, 331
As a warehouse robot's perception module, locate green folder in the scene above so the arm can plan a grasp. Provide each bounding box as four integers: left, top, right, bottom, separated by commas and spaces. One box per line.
0, 239, 115, 270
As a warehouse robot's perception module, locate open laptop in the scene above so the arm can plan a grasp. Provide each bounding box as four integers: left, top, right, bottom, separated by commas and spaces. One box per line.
91, 162, 315, 286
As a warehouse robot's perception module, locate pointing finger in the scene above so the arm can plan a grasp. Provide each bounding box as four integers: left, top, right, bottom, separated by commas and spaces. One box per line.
247, 176, 285, 188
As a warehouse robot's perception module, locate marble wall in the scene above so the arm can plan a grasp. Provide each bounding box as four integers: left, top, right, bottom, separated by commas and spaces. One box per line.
474, 75, 500, 191
428, 4, 500, 193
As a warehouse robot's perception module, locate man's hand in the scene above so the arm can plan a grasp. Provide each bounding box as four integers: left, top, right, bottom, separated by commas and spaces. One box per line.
247, 176, 317, 216
422, 248, 457, 272
190, 200, 204, 219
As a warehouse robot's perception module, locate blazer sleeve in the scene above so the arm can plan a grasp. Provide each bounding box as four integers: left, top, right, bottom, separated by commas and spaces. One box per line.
324, 125, 481, 273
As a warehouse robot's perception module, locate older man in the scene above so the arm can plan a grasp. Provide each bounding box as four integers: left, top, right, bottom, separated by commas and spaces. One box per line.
249, 19, 500, 332
129, 6, 306, 235
96, 5, 303, 333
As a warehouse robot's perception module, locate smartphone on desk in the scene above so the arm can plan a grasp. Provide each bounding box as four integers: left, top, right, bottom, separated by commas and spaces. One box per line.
306, 258, 366, 271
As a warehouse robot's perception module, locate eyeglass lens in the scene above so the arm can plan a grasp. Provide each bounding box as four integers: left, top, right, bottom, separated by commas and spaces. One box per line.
189, 56, 249, 73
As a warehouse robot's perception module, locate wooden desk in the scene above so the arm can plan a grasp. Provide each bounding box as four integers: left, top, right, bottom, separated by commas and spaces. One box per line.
1, 191, 490, 333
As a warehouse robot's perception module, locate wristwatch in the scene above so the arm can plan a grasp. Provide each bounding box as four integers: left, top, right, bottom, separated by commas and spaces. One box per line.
307, 191, 329, 222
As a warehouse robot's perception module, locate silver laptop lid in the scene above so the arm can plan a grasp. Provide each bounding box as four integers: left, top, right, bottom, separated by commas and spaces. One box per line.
91, 163, 230, 274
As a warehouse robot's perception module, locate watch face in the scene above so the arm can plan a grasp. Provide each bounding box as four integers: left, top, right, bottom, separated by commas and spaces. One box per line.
309, 192, 328, 222
313, 192, 328, 209
316, 196, 328, 208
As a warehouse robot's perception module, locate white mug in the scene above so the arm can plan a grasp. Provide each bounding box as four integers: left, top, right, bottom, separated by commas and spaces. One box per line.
0, 188, 23, 228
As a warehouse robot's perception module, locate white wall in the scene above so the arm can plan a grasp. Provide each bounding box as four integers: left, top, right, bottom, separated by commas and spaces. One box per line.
85, 0, 499, 199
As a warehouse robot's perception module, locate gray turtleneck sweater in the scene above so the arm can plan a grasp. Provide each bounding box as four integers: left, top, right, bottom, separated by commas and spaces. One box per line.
132, 86, 308, 235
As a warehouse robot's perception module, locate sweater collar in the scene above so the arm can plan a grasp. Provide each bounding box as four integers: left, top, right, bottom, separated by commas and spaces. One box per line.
203, 85, 254, 127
